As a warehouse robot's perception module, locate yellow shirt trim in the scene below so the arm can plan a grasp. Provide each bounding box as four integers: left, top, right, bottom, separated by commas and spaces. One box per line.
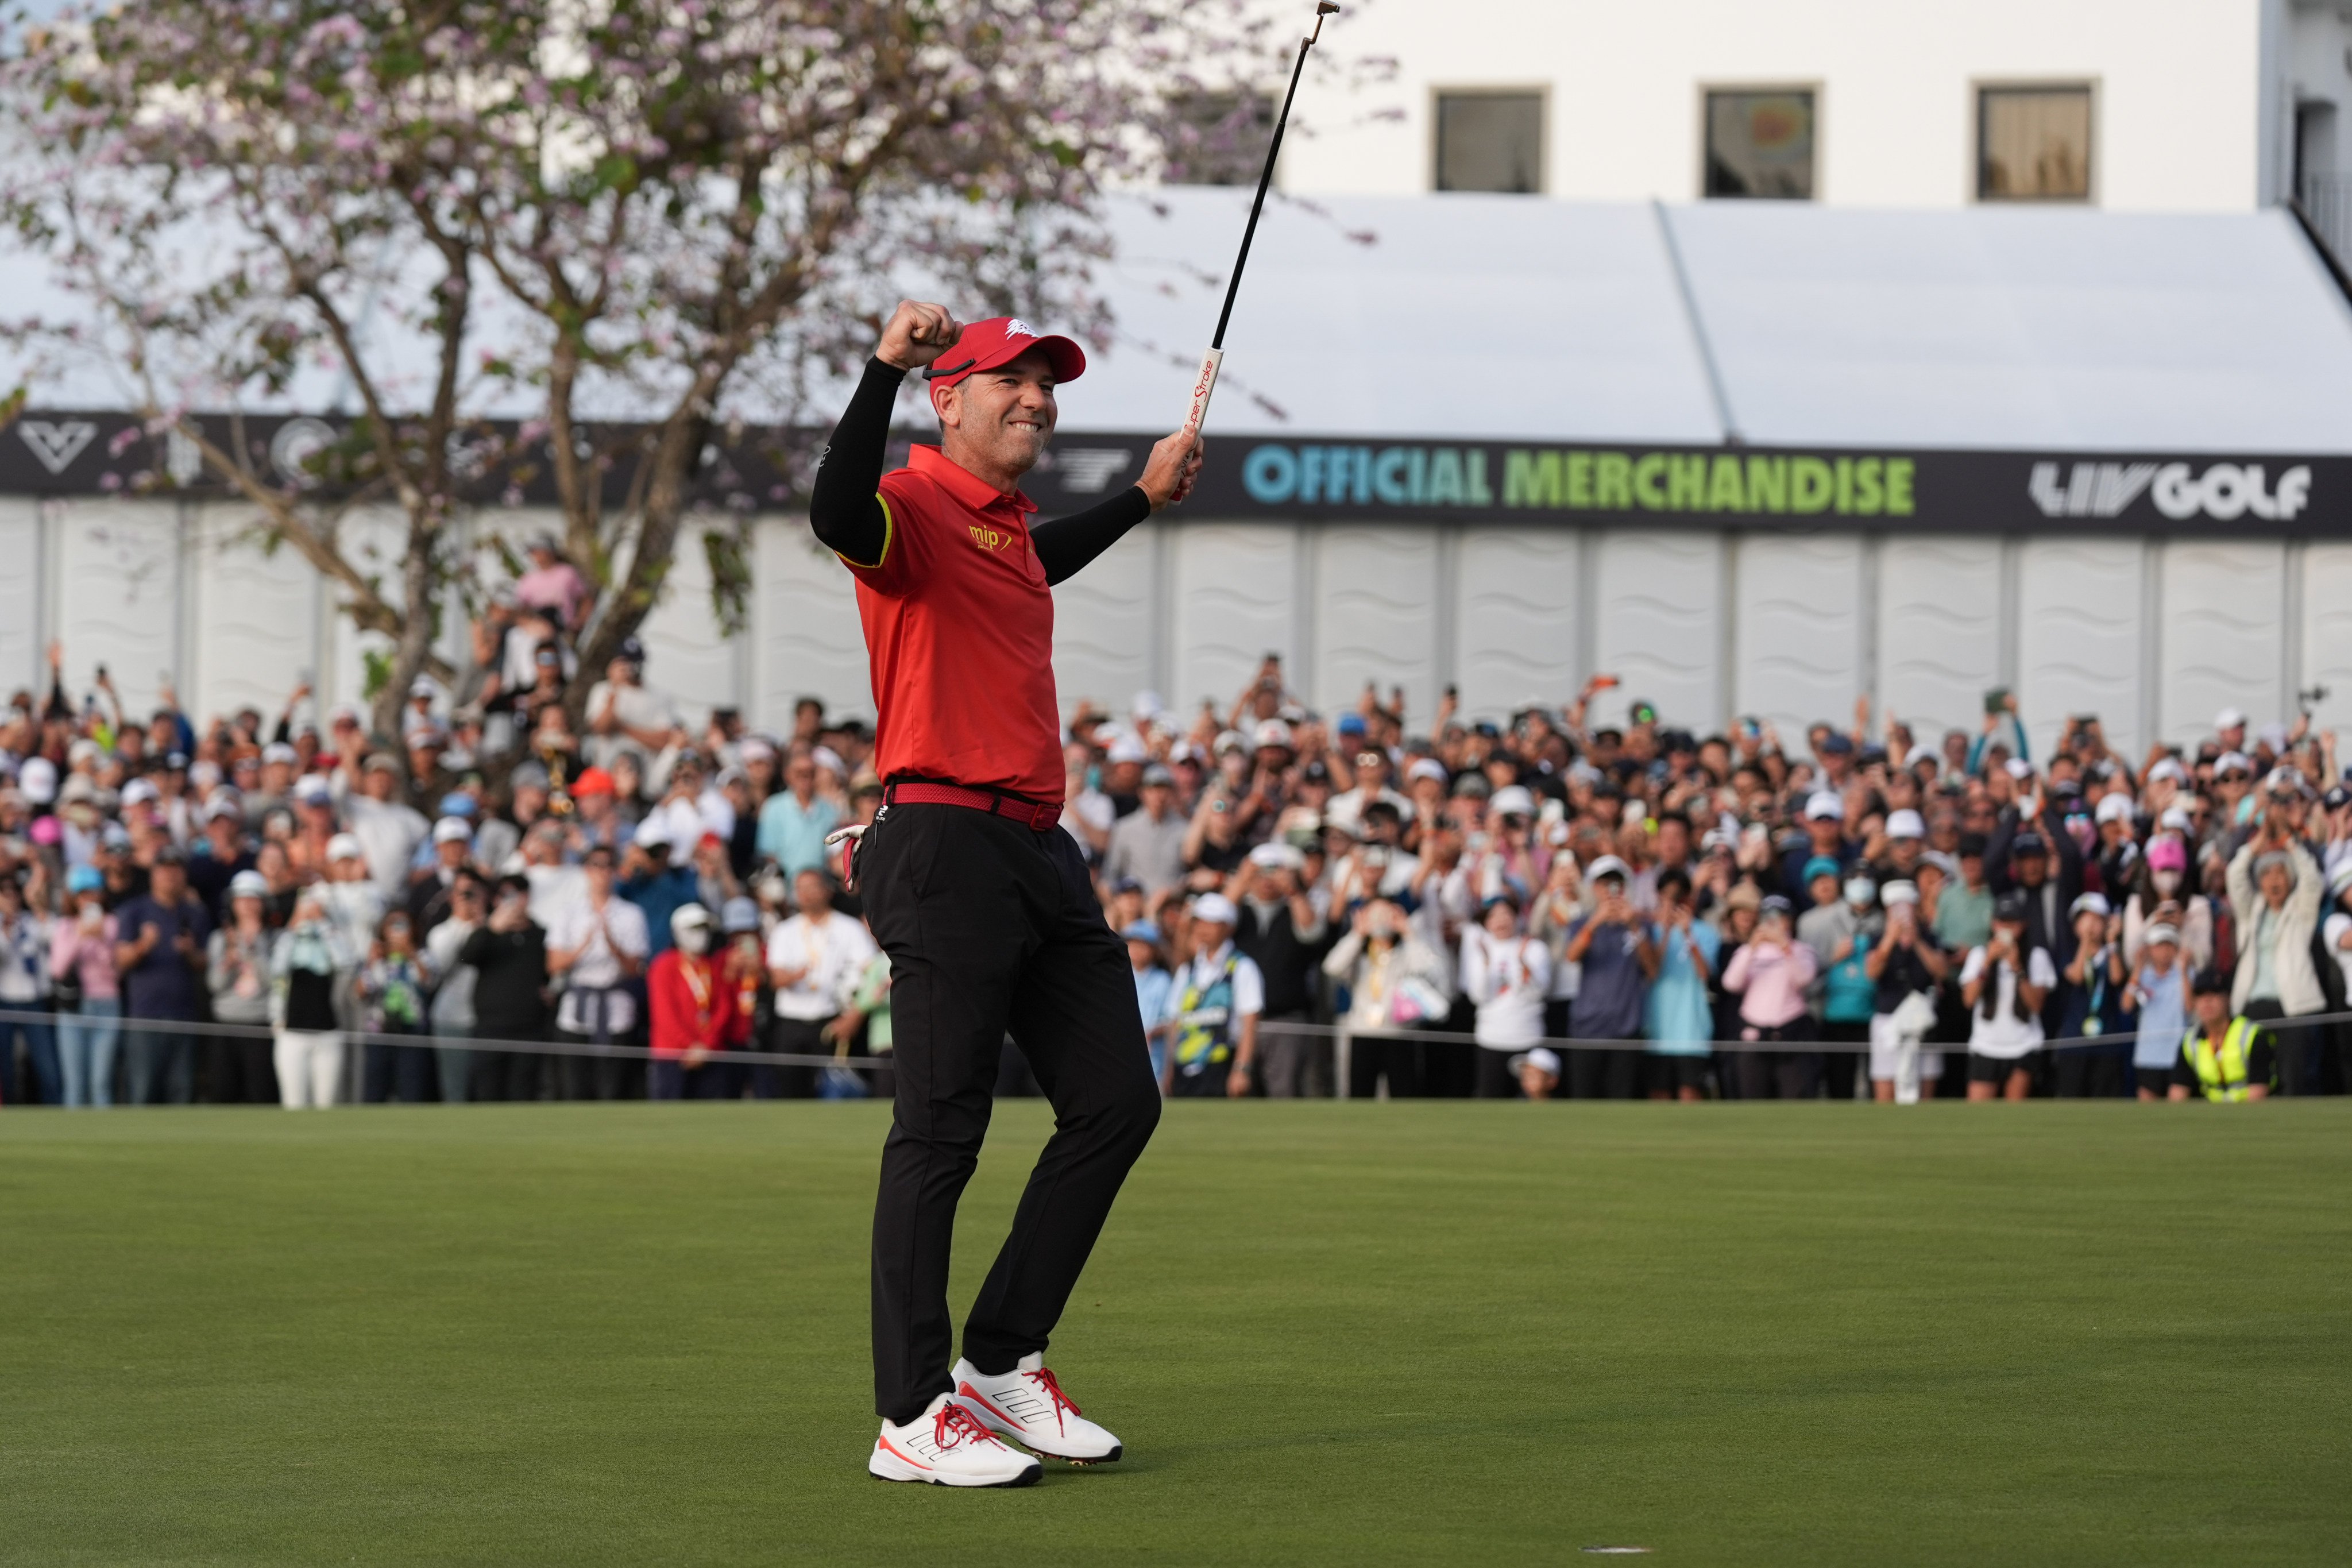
834, 492, 894, 571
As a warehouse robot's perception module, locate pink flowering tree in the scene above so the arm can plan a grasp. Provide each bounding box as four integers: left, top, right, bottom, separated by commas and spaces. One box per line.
0, 0, 1299, 743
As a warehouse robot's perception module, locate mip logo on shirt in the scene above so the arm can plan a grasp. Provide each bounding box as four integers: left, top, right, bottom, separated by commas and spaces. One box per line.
967, 524, 1014, 553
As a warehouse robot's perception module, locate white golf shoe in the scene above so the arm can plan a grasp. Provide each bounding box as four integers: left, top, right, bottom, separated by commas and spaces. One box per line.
869, 1393, 1043, 1488
952, 1353, 1124, 1464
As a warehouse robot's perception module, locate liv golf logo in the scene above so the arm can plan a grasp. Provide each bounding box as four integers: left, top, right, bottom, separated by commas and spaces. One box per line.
2029, 458, 2312, 522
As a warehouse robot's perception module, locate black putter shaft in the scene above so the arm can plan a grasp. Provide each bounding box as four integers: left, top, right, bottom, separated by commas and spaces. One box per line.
1181, 1, 1337, 438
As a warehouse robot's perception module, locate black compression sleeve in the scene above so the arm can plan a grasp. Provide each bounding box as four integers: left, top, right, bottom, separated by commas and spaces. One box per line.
808, 357, 904, 566
1031, 485, 1152, 587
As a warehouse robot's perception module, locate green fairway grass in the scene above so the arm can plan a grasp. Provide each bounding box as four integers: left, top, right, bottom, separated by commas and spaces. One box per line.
3, 1101, 2347, 1566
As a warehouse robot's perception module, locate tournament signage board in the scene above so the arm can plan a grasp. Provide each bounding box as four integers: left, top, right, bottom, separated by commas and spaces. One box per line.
6, 409, 2346, 535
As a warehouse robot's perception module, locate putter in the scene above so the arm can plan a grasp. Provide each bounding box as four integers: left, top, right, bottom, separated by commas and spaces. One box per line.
1181, 1, 1338, 439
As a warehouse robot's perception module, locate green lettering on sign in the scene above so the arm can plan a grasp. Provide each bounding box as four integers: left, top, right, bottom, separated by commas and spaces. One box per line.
1667, 453, 1706, 511
1886, 457, 1915, 515
1852, 457, 1883, 515
1632, 453, 1667, 509
1790, 457, 1833, 513
1428, 447, 1464, 505
1466, 449, 1493, 505
1746, 455, 1786, 513
1708, 454, 1747, 512
1503, 449, 1561, 508
1596, 452, 1632, 509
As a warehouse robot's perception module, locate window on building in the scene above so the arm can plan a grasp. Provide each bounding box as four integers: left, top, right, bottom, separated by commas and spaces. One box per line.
1979, 86, 2093, 202
1703, 90, 1816, 199
1163, 92, 1276, 186
1434, 91, 1544, 194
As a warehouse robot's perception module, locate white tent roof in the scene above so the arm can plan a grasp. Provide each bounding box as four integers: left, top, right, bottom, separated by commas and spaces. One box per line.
8, 179, 2349, 452
1067, 188, 2352, 451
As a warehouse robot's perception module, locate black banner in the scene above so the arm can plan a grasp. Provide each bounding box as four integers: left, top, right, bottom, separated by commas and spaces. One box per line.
6, 410, 2347, 535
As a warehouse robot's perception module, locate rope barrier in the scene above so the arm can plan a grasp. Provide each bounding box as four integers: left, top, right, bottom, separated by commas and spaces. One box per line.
0, 1005, 2343, 1065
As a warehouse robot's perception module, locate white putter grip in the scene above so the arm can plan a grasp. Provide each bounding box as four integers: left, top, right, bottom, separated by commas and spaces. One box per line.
1183, 346, 1224, 439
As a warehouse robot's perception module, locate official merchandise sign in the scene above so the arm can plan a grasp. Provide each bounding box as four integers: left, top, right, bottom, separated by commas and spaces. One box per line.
5, 410, 2345, 534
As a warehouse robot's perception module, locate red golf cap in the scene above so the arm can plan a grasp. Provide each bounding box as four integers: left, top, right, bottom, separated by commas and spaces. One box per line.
924, 316, 1086, 388
570, 766, 614, 797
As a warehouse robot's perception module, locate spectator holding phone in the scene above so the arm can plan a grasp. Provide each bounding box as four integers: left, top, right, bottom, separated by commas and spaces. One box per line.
1961, 892, 2054, 1100
1864, 880, 1948, 1102
2127, 922, 2189, 1100
1720, 894, 1819, 1100
1562, 855, 1657, 1099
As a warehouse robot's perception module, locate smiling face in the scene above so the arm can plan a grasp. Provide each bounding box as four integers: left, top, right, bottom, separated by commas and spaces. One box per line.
934, 349, 1058, 486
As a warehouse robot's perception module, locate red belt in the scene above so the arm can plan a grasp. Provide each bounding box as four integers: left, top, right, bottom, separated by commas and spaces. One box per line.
885, 779, 1061, 833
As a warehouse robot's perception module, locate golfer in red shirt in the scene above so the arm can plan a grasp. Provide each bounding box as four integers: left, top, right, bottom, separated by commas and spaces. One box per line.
811, 301, 1201, 1487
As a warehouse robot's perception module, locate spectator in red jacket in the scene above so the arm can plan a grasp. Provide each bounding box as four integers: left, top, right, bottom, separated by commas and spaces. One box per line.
648, 903, 727, 1100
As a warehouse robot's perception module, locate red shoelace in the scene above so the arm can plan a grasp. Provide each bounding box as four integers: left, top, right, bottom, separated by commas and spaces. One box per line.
1025, 1365, 1082, 1431
933, 1401, 999, 1451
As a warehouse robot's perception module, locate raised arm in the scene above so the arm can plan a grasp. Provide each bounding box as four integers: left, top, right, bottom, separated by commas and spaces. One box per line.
1030, 431, 1202, 586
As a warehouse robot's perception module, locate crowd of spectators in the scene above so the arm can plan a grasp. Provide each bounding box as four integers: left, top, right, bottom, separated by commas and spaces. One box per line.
3, 607, 2347, 1109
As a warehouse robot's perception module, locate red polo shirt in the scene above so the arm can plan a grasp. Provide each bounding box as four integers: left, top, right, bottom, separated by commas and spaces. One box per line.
839, 444, 1062, 803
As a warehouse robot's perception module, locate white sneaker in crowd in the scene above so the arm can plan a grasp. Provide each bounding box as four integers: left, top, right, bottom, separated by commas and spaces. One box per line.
952, 1354, 1124, 1463
869, 1393, 1044, 1488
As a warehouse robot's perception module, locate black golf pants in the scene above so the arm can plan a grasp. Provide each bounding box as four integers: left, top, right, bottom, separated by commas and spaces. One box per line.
860, 802, 1161, 1425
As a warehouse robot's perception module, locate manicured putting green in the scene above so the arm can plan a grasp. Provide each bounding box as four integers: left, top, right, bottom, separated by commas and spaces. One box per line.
3, 1101, 2346, 1566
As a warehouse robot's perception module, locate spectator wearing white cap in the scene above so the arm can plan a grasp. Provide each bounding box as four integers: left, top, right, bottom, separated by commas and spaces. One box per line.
320, 832, 387, 964
1103, 762, 1188, 897
1461, 891, 1552, 1098
407, 816, 479, 933
204, 868, 280, 1103
2125, 920, 2189, 1100
1162, 892, 1261, 1098
1562, 854, 1656, 1099
1229, 841, 1328, 1097
1866, 808, 1928, 887
2212, 707, 2249, 757
2054, 891, 2132, 1097
1780, 791, 1852, 898
1864, 880, 1948, 1103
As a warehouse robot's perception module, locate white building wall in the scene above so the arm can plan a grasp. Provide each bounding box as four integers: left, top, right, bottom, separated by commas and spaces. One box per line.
1591, 530, 1723, 732
186, 504, 319, 727
1293, 0, 2268, 211
2017, 537, 2144, 760
1876, 534, 2005, 745
2160, 539, 2288, 742
26, 500, 2350, 762
1451, 527, 1583, 719
0, 499, 41, 699
1311, 524, 1441, 723
1731, 532, 1862, 739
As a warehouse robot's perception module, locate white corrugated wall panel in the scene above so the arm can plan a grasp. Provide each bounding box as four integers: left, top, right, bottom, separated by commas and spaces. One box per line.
1171, 523, 1296, 719
0, 499, 40, 694
2018, 538, 2142, 760
322, 508, 405, 713
751, 517, 872, 731
187, 505, 316, 726
1453, 527, 1580, 723
1314, 524, 1439, 724
1052, 526, 1156, 721
2160, 540, 2287, 746
1734, 534, 1861, 745
2301, 543, 2352, 743
54, 498, 181, 720
1878, 535, 2003, 746
1592, 530, 1721, 732
636, 526, 741, 729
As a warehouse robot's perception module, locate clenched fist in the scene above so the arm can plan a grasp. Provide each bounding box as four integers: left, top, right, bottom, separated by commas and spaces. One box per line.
875, 300, 965, 372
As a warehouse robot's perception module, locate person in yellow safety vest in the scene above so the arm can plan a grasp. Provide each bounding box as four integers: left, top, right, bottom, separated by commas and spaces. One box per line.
2166, 966, 2277, 1103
